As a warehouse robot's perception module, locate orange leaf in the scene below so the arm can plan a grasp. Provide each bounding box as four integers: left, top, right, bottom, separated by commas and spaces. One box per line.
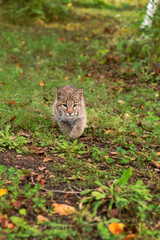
0, 189, 8, 197
131, 132, 137, 136
39, 81, 45, 87
37, 215, 49, 223
108, 222, 125, 235
59, 37, 65, 42
105, 130, 114, 135
9, 101, 16, 105
21, 41, 26, 45
52, 202, 75, 215
122, 234, 138, 240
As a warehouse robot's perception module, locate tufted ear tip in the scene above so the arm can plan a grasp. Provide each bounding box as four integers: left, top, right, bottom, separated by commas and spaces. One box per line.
56, 88, 65, 100
74, 88, 83, 100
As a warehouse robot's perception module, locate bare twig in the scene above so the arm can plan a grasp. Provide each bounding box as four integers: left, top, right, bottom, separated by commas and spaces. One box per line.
31, 176, 82, 194
68, 185, 81, 199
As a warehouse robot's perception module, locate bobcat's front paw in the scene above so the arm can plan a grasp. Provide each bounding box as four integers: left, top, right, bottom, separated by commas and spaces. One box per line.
68, 117, 87, 139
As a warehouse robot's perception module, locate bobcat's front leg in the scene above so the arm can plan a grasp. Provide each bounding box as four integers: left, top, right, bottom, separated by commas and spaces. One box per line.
69, 117, 87, 139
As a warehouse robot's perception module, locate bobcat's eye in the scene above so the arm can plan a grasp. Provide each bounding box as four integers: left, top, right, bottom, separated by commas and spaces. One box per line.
73, 104, 77, 108
62, 104, 67, 108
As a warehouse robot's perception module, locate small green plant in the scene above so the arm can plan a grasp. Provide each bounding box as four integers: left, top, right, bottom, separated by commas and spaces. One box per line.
0, 125, 28, 153
81, 167, 152, 220
53, 139, 86, 158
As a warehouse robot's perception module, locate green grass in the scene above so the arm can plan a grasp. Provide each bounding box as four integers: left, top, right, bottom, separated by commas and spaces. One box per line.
0, 1, 160, 239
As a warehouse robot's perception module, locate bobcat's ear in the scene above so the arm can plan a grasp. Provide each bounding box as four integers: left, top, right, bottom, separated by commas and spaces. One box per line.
74, 89, 83, 100
56, 89, 65, 100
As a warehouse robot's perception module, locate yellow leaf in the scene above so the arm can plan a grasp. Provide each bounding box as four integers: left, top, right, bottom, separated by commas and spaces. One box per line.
39, 81, 45, 87
67, 3, 72, 7
52, 202, 75, 215
0, 189, 8, 197
108, 222, 125, 235
84, 36, 89, 41
156, 152, 160, 155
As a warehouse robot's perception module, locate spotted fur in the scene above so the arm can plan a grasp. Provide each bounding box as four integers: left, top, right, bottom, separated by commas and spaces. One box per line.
52, 85, 87, 138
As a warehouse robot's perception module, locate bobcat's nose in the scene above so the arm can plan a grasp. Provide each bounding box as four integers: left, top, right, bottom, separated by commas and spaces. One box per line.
67, 109, 73, 115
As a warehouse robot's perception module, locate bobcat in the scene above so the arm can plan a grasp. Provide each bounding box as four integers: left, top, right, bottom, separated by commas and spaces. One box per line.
52, 85, 87, 138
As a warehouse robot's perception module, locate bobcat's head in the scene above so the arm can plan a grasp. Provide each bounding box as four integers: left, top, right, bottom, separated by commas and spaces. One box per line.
55, 88, 83, 118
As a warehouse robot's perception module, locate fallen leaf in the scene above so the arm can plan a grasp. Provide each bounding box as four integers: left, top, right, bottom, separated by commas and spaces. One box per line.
0, 189, 8, 197
9, 101, 16, 105
36, 174, 44, 182
40, 179, 45, 187
86, 15, 90, 21
151, 161, 160, 168
19, 131, 29, 138
122, 234, 138, 240
156, 152, 160, 155
0, 236, 6, 240
131, 132, 137, 136
16, 63, 22, 68
38, 166, 46, 171
29, 146, 44, 155
7, 222, 15, 230
0, 214, 9, 228
37, 215, 49, 223
117, 100, 125, 104
108, 222, 125, 235
84, 36, 89, 41
67, 3, 72, 7
5, 180, 12, 184
39, 81, 45, 87
12, 200, 22, 208
59, 37, 65, 42
9, 136, 16, 140
10, 115, 16, 121
109, 208, 119, 218
43, 157, 52, 162
21, 41, 26, 45
105, 130, 114, 135
52, 202, 75, 215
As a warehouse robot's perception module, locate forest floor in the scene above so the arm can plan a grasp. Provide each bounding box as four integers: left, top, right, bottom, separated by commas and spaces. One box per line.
0, 2, 160, 240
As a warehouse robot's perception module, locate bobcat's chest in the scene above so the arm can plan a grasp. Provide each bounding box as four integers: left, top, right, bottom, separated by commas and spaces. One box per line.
60, 118, 79, 129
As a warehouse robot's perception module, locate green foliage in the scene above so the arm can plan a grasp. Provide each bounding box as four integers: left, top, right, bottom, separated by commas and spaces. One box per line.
0, 125, 28, 153
53, 139, 86, 157
82, 168, 152, 220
